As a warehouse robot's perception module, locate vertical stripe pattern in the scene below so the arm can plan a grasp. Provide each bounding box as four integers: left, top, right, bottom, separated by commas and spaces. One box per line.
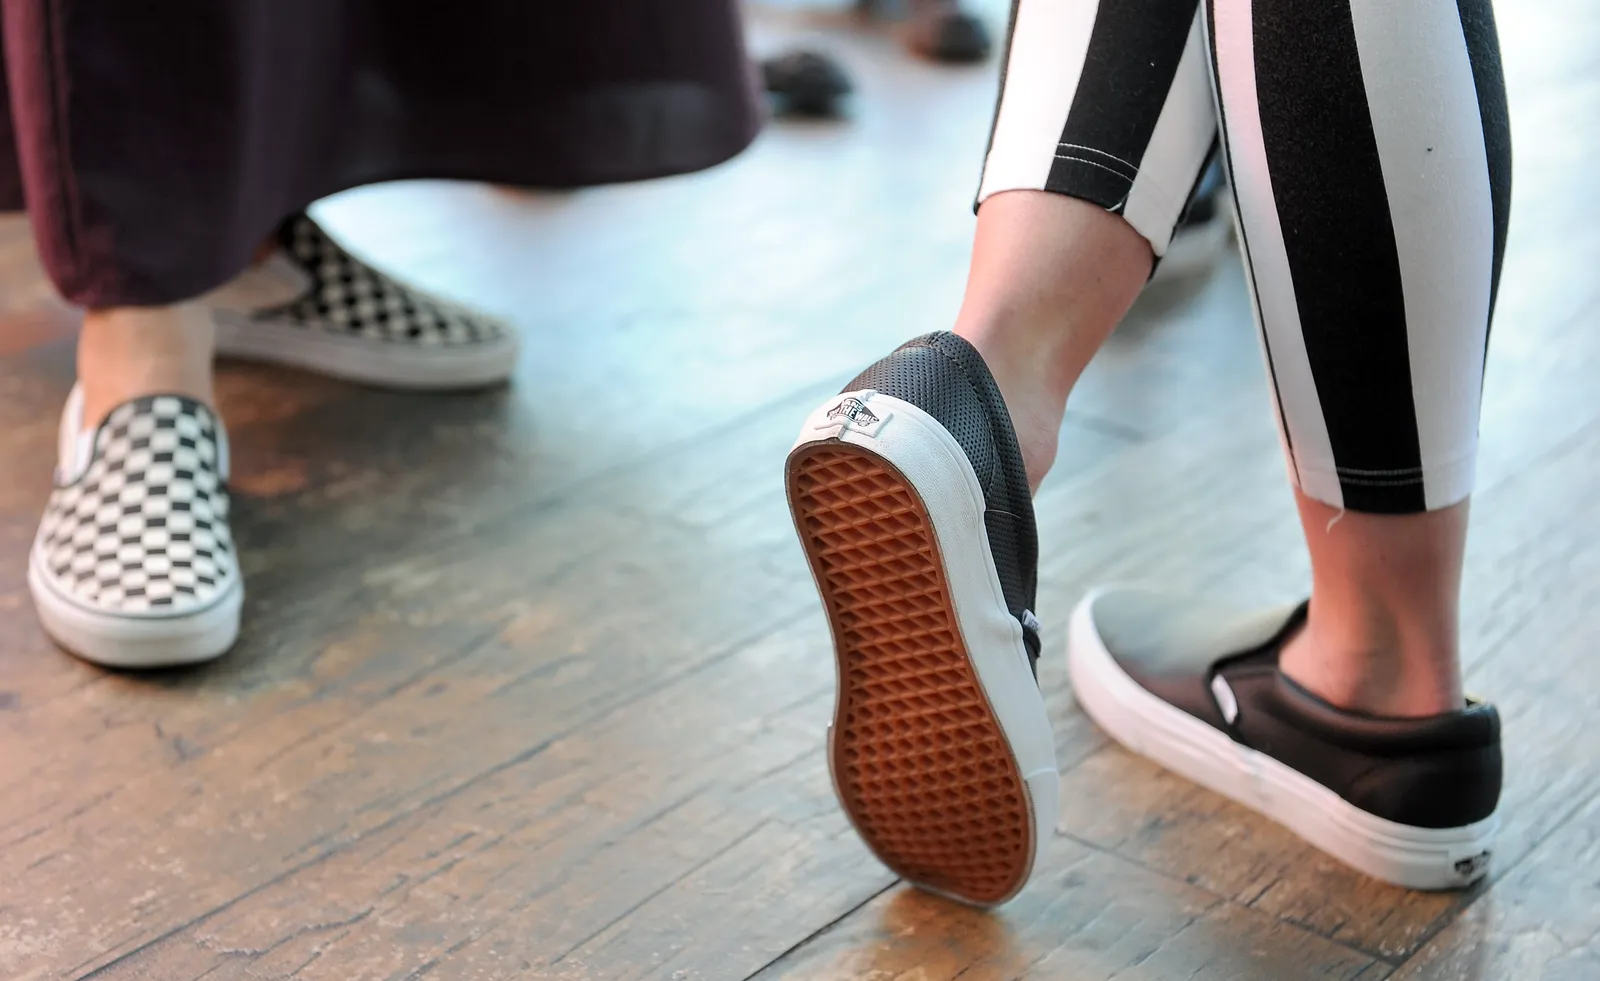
1121, 13, 1219, 253
1455, 0, 1513, 327
1201, 0, 1296, 483
978, 0, 1510, 514
1046, 0, 1205, 211
978, 0, 1217, 256
978, 0, 1103, 199
1211, 0, 1339, 503
1347, 0, 1496, 509
1250, 0, 1425, 513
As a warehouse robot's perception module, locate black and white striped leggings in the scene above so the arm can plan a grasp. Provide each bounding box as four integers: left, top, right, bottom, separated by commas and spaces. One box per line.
979, 0, 1510, 513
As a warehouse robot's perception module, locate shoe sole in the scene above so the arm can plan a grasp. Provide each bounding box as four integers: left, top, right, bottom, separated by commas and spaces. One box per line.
1067, 588, 1497, 890
213, 309, 518, 391
28, 556, 241, 668
786, 390, 1058, 907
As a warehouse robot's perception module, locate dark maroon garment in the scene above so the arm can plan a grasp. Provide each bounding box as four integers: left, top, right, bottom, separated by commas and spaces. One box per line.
0, 1, 762, 307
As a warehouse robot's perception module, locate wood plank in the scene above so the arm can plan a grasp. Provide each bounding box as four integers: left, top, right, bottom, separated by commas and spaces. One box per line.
0, 263, 1281, 980
45, 620, 893, 980
0, 0, 1594, 976
1391, 789, 1600, 981
749, 838, 1392, 981
0, 498, 814, 974
5, 262, 1588, 973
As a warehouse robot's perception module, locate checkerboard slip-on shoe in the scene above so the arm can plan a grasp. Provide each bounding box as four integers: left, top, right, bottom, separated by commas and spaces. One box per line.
29, 386, 242, 668
1068, 587, 1501, 890
208, 213, 519, 390
784, 331, 1058, 907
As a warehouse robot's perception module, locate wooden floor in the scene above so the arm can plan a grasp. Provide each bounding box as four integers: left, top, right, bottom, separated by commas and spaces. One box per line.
3, 3, 1597, 979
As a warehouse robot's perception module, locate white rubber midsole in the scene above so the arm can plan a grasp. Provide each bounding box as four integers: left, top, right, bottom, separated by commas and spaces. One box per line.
27, 553, 242, 668
212, 310, 518, 390
793, 389, 1061, 899
1067, 589, 1496, 890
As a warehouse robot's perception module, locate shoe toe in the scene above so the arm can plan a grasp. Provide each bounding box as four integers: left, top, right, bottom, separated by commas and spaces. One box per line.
1080, 587, 1302, 727
1087, 587, 1293, 671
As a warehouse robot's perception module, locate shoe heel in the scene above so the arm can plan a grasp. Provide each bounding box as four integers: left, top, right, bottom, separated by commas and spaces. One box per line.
788, 439, 1036, 906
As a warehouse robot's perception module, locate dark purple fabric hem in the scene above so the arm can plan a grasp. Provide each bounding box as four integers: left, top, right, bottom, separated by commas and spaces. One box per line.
0, 0, 762, 308
38, 82, 761, 308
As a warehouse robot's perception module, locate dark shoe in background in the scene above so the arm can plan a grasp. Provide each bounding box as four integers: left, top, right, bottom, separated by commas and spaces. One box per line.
761, 49, 856, 117
898, 0, 992, 63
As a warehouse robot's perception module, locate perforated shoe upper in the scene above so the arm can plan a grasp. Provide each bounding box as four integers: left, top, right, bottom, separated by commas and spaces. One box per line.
847, 332, 1042, 667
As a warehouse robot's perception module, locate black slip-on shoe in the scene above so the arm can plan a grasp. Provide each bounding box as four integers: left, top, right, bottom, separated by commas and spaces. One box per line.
1068, 587, 1501, 890
785, 331, 1058, 906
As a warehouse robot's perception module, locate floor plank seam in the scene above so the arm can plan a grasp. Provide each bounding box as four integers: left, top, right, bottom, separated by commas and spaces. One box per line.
367, 784, 716, 972
737, 879, 899, 981
2, 788, 115, 853
448, 373, 848, 542
1049, 828, 1406, 968
7, 617, 512, 868
1389, 778, 1600, 974
69, 853, 344, 980
1059, 409, 1147, 443
240, 620, 508, 779
1457, 416, 1600, 677
546, 819, 775, 968
62, 603, 818, 976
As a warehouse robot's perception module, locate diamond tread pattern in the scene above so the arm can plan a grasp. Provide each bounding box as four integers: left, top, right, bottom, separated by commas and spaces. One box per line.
788, 441, 1032, 905
848, 333, 1039, 662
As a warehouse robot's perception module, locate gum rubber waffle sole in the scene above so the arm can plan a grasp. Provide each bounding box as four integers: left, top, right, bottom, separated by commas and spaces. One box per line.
787, 440, 1034, 905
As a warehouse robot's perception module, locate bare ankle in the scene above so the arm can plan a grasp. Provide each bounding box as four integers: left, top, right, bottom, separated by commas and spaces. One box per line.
1279, 611, 1464, 717
950, 194, 1153, 492
78, 303, 216, 429
1283, 492, 1469, 717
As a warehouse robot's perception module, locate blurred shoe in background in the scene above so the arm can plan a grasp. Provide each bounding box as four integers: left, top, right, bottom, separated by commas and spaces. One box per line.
757, 0, 993, 118
762, 49, 856, 116
886, 0, 992, 64
208, 214, 519, 391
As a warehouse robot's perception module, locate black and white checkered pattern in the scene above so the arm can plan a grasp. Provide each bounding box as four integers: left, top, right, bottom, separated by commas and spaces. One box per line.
35, 396, 236, 616
256, 214, 507, 347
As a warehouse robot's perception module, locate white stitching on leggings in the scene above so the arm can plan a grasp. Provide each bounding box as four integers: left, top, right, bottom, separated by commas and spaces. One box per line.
1051, 154, 1136, 185
1056, 143, 1140, 175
